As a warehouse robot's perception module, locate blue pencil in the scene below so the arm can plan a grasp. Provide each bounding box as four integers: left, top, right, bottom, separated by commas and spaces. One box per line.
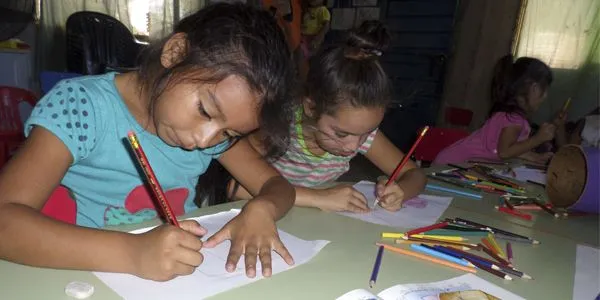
410, 244, 474, 267
369, 245, 384, 288
425, 183, 483, 199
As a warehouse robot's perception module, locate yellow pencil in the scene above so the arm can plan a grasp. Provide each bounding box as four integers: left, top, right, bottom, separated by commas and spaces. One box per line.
487, 234, 506, 258
562, 97, 572, 113
376, 243, 477, 274
394, 239, 472, 251
381, 232, 467, 242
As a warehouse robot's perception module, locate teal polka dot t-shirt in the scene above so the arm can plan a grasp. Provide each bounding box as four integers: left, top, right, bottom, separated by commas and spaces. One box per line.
25, 72, 228, 228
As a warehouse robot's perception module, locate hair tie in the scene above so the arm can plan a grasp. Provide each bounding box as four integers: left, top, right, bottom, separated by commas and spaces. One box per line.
361, 48, 383, 57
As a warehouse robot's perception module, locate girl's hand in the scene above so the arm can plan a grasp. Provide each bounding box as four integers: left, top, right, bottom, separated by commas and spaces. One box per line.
131, 220, 206, 281
553, 111, 567, 127
535, 122, 557, 142
534, 152, 554, 164
376, 177, 406, 212
203, 201, 294, 278
314, 185, 370, 213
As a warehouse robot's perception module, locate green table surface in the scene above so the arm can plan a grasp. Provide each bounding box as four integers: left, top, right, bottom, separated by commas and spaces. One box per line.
0, 198, 590, 300
425, 165, 600, 247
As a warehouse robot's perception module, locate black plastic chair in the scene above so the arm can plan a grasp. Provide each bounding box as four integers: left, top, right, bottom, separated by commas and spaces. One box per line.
66, 11, 146, 75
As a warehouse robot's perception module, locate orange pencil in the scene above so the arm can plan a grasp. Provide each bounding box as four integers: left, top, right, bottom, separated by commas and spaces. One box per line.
376, 243, 477, 273
127, 131, 180, 227
374, 126, 429, 207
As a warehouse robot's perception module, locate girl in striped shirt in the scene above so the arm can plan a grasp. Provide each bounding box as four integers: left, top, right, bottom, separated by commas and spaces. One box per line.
209, 21, 426, 213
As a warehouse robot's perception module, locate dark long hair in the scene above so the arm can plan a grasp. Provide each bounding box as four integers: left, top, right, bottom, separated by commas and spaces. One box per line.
489, 54, 553, 117
137, 2, 296, 157
137, 3, 297, 207
308, 20, 392, 117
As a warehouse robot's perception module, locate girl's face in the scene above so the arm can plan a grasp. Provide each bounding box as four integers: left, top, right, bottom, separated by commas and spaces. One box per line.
526, 83, 548, 112
153, 75, 259, 150
312, 103, 385, 156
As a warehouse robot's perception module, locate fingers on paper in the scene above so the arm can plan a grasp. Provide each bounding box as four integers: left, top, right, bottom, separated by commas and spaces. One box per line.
226, 242, 243, 273
179, 220, 207, 236
259, 246, 272, 277
204, 227, 230, 248
272, 238, 294, 266
244, 245, 258, 278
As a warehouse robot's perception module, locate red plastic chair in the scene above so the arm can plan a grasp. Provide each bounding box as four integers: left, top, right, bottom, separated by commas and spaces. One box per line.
445, 107, 473, 127
0, 86, 38, 169
41, 186, 77, 224
414, 127, 470, 163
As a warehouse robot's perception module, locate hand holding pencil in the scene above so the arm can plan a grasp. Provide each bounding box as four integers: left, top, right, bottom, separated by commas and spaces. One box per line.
374, 126, 429, 210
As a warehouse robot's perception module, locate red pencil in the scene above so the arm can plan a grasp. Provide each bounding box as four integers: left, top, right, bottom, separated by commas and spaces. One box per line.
375, 126, 429, 207
127, 131, 180, 227
406, 221, 449, 236
478, 242, 512, 267
497, 206, 533, 221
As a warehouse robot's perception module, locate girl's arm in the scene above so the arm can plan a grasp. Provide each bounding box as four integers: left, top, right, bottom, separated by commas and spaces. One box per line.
0, 128, 138, 273
497, 124, 554, 159
364, 131, 427, 200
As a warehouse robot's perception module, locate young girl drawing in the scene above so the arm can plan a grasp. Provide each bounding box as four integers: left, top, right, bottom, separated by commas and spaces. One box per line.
226, 21, 426, 213
434, 55, 557, 165
0, 3, 297, 281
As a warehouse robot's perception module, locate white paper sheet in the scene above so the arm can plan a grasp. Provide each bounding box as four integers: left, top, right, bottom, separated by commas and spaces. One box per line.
338, 181, 453, 230
573, 244, 600, 300
337, 274, 525, 300
496, 166, 547, 185
94, 209, 329, 300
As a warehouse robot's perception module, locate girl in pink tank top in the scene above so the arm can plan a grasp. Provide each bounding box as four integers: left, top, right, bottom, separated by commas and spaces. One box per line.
434, 55, 557, 165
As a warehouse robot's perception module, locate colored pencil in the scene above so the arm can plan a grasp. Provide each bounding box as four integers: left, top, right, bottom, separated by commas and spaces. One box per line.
435, 246, 531, 279
478, 242, 512, 267
376, 243, 477, 274
412, 244, 475, 267
481, 238, 499, 257
497, 206, 533, 221
494, 233, 538, 244
503, 197, 515, 210
506, 242, 513, 263
424, 229, 489, 237
402, 235, 479, 249
382, 232, 467, 242
394, 240, 472, 251
487, 234, 506, 258
527, 180, 546, 188
562, 97, 572, 113
369, 245, 384, 288
406, 221, 449, 236
442, 224, 490, 232
427, 175, 483, 192
469, 259, 513, 280
127, 131, 180, 227
453, 218, 540, 244
374, 126, 429, 207
448, 163, 469, 171
532, 198, 560, 218
425, 184, 483, 199
467, 160, 508, 166
430, 172, 462, 179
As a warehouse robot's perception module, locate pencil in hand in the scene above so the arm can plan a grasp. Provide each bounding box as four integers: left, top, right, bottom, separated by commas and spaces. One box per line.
374, 126, 429, 207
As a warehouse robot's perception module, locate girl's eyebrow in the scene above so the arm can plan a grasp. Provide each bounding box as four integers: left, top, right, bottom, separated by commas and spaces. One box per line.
332, 125, 377, 136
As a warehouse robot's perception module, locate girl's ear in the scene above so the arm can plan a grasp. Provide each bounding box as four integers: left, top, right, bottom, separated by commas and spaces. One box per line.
303, 97, 317, 118
161, 33, 188, 68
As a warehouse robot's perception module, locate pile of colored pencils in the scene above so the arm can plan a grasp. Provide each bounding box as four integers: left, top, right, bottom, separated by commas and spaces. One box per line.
496, 195, 562, 220
378, 218, 537, 281
428, 163, 527, 199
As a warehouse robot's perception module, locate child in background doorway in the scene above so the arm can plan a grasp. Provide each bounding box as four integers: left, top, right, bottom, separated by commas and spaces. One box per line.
227, 20, 427, 213
0, 3, 297, 281
434, 55, 557, 165
301, 0, 330, 58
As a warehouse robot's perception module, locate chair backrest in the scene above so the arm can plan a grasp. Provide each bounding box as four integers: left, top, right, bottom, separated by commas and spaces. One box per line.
413, 127, 469, 162
66, 11, 145, 75
0, 86, 38, 169
445, 107, 473, 127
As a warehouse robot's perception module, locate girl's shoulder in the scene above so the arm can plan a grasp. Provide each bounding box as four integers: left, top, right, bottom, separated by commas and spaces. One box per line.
488, 111, 528, 125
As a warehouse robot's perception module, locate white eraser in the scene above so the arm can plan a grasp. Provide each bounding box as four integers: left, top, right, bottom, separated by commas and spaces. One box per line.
65, 281, 95, 299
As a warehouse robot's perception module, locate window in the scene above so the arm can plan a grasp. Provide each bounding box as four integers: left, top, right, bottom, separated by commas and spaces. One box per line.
128, 0, 150, 37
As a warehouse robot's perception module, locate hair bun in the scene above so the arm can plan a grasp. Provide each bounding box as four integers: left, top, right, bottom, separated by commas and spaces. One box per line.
344, 20, 391, 60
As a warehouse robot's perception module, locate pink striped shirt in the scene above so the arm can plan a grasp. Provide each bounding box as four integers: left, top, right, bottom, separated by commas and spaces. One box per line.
271, 110, 377, 187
